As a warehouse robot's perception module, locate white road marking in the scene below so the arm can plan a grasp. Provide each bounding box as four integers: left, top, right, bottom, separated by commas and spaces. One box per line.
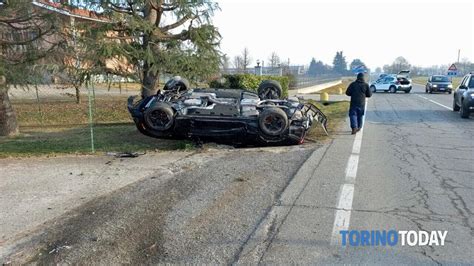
330, 101, 367, 246
417, 95, 452, 110
345, 154, 359, 183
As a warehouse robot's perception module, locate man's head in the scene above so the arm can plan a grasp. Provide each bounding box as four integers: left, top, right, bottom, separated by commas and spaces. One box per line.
357, 72, 365, 81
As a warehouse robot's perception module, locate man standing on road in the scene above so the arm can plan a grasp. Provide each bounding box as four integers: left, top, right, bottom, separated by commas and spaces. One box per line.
345, 72, 372, 134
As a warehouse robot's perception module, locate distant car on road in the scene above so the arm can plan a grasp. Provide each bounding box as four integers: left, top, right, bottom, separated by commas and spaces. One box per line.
370, 73, 412, 93
425, 75, 453, 94
453, 73, 474, 118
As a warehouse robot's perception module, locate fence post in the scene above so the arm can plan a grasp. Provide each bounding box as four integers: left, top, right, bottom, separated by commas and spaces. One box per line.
86, 79, 95, 153
34, 84, 44, 126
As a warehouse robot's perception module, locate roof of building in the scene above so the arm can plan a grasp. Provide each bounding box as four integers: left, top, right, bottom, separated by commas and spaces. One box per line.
32, 0, 106, 22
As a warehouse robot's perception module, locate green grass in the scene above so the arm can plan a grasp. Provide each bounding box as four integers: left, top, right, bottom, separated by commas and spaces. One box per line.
0, 124, 191, 157
12, 95, 132, 126
306, 100, 350, 140
3, 92, 349, 157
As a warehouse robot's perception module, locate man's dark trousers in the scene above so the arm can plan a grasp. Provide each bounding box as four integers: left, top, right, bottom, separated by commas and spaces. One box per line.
349, 105, 364, 129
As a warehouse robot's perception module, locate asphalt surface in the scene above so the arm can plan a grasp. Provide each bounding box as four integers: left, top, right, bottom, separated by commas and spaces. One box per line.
238, 83, 474, 264
1, 145, 315, 264
1, 84, 473, 264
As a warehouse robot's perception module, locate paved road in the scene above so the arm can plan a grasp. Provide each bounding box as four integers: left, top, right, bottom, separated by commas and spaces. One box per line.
2, 84, 473, 264
238, 83, 474, 264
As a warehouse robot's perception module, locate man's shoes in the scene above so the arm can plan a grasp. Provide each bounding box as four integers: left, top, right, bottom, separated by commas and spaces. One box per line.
351, 128, 358, 134
356, 128, 361, 132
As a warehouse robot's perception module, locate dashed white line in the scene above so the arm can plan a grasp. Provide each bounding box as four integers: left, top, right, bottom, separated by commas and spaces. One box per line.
417, 95, 452, 110
330, 101, 367, 246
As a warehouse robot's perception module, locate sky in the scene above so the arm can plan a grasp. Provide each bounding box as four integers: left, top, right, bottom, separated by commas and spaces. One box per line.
212, 0, 474, 69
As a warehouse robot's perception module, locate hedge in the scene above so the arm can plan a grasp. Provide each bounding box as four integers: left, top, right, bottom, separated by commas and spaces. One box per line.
209, 73, 289, 98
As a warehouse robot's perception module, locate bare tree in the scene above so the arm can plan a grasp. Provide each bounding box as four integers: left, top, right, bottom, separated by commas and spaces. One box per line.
460, 57, 471, 75
241, 47, 252, 71
268, 52, 280, 69
233, 55, 243, 71
391, 56, 410, 73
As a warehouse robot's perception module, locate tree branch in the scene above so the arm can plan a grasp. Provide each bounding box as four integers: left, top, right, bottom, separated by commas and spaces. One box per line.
160, 14, 193, 32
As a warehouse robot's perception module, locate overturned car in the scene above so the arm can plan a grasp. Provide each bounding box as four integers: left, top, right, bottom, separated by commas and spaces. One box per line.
128, 77, 328, 145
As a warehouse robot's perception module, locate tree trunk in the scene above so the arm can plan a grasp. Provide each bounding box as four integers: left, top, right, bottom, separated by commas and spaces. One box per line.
141, 69, 159, 98
0, 77, 19, 136
75, 85, 81, 104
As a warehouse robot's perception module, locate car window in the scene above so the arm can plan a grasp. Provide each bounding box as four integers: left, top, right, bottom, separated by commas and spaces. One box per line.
432, 76, 449, 82
383, 77, 392, 82
461, 76, 469, 86
468, 77, 474, 88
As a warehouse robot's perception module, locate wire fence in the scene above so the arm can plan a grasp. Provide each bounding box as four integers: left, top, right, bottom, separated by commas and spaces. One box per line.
4, 73, 344, 155
9, 82, 138, 128
3, 80, 181, 155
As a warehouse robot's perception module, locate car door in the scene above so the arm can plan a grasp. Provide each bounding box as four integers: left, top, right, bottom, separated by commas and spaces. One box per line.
378, 77, 392, 91
455, 75, 469, 106
373, 79, 383, 91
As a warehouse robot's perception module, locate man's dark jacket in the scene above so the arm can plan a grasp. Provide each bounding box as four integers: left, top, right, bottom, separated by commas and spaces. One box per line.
345, 78, 372, 107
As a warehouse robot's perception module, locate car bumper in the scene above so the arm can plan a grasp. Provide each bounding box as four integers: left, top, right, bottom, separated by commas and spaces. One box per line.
431, 87, 452, 92
464, 97, 474, 111
397, 85, 411, 90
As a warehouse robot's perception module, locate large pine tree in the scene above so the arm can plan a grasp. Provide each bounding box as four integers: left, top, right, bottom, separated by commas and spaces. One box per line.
333, 51, 348, 75
86, 0, 222, 98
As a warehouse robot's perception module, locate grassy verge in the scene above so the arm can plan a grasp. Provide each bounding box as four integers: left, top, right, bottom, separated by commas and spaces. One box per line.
0, 124, 192, 158
13, 95, 131, 126
3, 92, 349, 156
306, 100, 350, 140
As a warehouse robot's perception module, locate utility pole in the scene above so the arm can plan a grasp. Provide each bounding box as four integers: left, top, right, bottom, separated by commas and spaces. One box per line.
457, 49, 460, 64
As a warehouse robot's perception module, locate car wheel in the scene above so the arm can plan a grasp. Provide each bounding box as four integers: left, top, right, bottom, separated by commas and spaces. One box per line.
389, 86, 396, 93
448, 90, 452, 94
460, 100, 470, 118
258, 108, 289, 136
453, 99, 460, 111
425, 87, 428, 93
144, 103, 175, 131
370, 85, 376, 93
404, 89, 411, 93
429, 89, 433, 94
258, 80, 282, 100
163, 76, 189, 92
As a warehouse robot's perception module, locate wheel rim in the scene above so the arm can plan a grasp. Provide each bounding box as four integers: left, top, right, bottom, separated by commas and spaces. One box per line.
263, 114, 285, 134
149, 110, 172, 129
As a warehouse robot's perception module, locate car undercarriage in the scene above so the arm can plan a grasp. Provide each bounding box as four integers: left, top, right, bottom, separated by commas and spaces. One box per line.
128, 78, 328, 146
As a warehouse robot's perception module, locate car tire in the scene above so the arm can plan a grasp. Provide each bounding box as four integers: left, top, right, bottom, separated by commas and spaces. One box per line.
453, 99, 460, 111
144, 103, 175, 131
448, 90, 452, 94
460, 100, 470, 118
370, 85, 376, 93
163, 77, 190, 92
405, 89, 411, 93
389, 86, 396, 93
258, 80, 282, 100
258, 108, 288, 136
